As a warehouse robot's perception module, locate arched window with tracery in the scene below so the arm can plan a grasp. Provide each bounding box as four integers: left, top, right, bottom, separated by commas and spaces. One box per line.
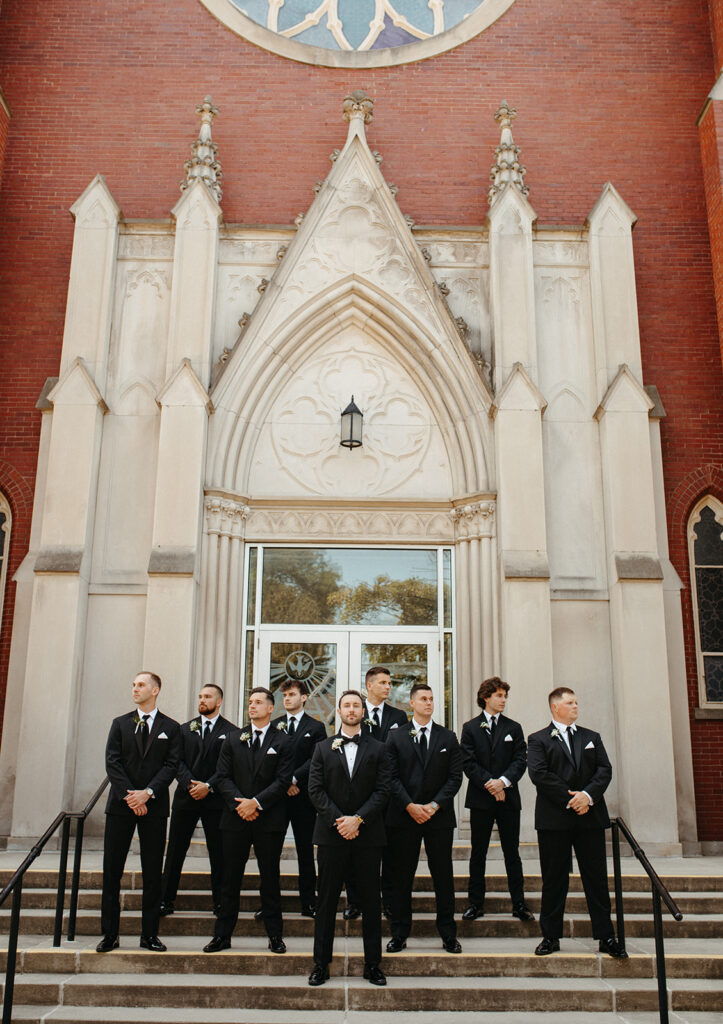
0, 491, 11, 634
688, 496, 723, 706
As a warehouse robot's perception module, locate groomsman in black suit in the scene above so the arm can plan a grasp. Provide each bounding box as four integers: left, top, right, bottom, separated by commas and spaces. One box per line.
270, 679, 327, 916
344, 665, 408, 920
527, 686, 625, 958
460, 677, 534, 922
307, 689, 391, 988
385, 683, 463, 954
203, 686, 293, 954
159, 683, 234, 917
97, 671, 181, 953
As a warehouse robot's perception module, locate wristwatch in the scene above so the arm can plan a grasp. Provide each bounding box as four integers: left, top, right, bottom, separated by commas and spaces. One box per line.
430, 801, 439, 811
145, 787, 154, 798
356, 815, 364, 825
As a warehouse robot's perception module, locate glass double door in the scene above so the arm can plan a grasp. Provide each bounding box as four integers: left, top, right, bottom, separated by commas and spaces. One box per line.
256, 630, 441, 731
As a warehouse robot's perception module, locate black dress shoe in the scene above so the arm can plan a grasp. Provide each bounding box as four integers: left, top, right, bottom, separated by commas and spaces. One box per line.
461, 903, 484, 920
203, 936, 231, 952
268, 936, 286, 954
363, 963, 387, 986
308, 963, 330, 986
386, 936, 407, 953
599, 936, 628, 959
159, 901, 174, 917
253, 907, 264, 920
535, 937, 560, 955
140, 935, 167, 952
300, 904, 316, 918
512, 902, 535, 921
442, 937, 462, 953
96, 935, 119, 953
343, 904, 361, 920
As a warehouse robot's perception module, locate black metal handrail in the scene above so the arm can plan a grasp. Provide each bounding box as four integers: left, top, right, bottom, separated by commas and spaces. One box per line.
611, 817, 683, 1024
0, 776, 109, 1024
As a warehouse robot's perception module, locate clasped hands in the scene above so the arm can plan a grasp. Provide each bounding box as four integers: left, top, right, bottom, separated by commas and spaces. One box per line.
234, 796, 260, 821
566, 790, 591, 815
189, 780, 210, 800
406, 802, 439, 824
484, 778, 506, 802
125, 790, 149, 816
335, 814, 360, 840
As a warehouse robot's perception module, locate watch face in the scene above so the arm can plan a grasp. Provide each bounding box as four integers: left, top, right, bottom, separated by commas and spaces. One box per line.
200, 0, 516, 66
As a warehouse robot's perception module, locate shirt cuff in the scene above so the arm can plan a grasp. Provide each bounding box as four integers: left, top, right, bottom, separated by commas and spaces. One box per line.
292, 776, 297, 785
582, 791, 593, 806
500, 776, 511, 789
254, 798, 263, 811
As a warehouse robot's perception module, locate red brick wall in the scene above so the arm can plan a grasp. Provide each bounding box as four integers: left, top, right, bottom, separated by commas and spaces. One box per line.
0, 0, 722, 838
709, 0, 723, 77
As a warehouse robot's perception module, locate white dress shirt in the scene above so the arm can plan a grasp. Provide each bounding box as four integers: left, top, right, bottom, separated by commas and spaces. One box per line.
483, 710, 511, 788
340, 728, 361, 773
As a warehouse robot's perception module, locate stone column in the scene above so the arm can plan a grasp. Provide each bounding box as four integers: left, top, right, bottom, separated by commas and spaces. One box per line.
595, 368, 680, 845
195, 496, 249, 717
142, 361, 213, 716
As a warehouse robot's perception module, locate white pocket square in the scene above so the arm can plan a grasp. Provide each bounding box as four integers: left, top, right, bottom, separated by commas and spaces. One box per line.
504, 734, 513, 741
390, 723, 399, 729
585, 741, 595, 749
304, 732, 311, 737
218, 734, 226, 740
440, 747, 447, 753
158, 732, 168, 739
267, 747, 277, 755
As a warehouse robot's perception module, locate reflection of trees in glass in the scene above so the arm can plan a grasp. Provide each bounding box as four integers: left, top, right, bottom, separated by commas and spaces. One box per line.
262, 549, 342, 624
330, 575, 437, 626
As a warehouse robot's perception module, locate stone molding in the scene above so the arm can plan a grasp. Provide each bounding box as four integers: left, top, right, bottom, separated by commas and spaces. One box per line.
204, 496, 250, 538
147, 547, 197, 575
243, 504, 455, 543
501, 550, 550, 579
33, 546, 84, 574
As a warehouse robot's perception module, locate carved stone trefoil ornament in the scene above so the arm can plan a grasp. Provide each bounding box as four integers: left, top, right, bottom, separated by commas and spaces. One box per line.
343, 89, 374, 125
488, 100, 529, 207
180, 95, 223, 204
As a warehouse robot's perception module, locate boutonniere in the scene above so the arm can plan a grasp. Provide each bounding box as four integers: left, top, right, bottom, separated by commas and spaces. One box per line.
363, 718, 375, 730
189, 720, 200, 733
276, 721, 288, 732
331, 737, 344, 751
239, 730, 251, 744
550, 728, 561, 739
409, 727, 418, 739
133, 711, 147, 732
480, 721, 491, 732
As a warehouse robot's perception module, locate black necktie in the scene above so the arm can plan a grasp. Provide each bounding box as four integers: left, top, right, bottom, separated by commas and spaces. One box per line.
419, 726, 428, 760
489, 716, 497, 739
568, 727, 578, 765
252, 729, 262, 763
203, 720, 212, 742
288, 718, 296, 736
372, 707, 380, 730
142, 714, 152, 754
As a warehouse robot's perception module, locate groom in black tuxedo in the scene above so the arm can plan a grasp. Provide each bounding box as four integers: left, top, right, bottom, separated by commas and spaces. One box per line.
527, 686, 625, 958
307, 689, 391, 988
460, 677, 533, 922
385, 682, 463, 953
203, 686, 293, 954
98, 671, 181, 953
159, 683, 234, 917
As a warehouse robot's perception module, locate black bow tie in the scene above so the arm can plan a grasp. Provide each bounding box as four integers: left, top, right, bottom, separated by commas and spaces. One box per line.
340, 734, 360, 745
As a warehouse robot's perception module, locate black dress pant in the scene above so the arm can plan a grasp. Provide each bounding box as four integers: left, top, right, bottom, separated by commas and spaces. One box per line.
161, 803, 223, 907
100, 812, 166, 937
537, 826, 614, 939
214, 826, 285, 939
345, 845, 394, 909
389, 826, 456, 942
468, 804, 525, 907
286, 795, 317, 907
315, 843, 382, 968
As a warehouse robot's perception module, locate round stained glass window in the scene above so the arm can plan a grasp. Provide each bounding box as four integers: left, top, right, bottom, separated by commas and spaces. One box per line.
199, 0, 516, 66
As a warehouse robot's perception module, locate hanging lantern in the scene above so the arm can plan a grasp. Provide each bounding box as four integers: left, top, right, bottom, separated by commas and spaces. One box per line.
340, 396, 363, 449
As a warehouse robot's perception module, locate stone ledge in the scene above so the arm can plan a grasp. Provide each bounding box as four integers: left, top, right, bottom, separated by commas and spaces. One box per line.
502, 551, 550, 580
147, 548, 196, 576
614, 554, 663, 581
34, 547, 84, 574
693, 707, 723, 721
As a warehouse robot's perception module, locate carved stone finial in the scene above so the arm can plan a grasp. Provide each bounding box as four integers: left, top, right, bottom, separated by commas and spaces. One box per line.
180, 95, 223, 204
488, 100, 529, 207
343, 90, 374, 125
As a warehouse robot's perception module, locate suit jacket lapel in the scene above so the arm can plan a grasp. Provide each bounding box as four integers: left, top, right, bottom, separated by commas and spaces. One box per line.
142, 711, 163, 759
408, 725, 424, 767
351, 733, 370, 778
570, 727, 582, 770
551, 723, 575, 766
253, 726, 275, 776
334, 735, 352, 780
423, 722, 441, 767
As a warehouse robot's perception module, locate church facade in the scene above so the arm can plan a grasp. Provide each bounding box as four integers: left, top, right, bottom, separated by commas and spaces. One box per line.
0, 1, 722, 850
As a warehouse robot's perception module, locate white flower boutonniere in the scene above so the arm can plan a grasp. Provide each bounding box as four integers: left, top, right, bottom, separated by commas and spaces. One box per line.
363, 717, 375, 730
240, 730, 251, 744
409, 728, 418, 739
189, 720, 200, 733
331, 737, 344, 752
480, 721, 491, 732
276, 720, 288, 732
550, 728, 561, 739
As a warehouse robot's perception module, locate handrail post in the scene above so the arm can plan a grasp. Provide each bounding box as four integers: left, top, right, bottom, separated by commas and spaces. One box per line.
53, 815, 71, 947
611, 820, 626, 954
653, 888, 669, 1024
2, 879, 23, 1024
67, 815, 85, 941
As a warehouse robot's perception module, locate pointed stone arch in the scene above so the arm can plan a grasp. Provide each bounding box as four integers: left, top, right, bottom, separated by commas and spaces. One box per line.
209, 276, 493, 497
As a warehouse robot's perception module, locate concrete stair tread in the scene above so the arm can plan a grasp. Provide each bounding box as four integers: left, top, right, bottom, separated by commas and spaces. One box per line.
10, 1011, 723, 1024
